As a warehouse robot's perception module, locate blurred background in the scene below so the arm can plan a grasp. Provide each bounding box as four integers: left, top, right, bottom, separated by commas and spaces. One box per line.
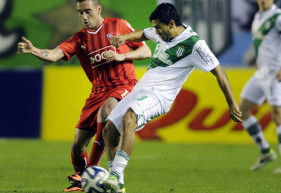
0, 0, 280, 144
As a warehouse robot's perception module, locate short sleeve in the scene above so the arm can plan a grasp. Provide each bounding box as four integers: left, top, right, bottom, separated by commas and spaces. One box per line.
59, 32, 82, 61
143, 27, 159, 43
119, 19, 145, 50
190, 40, 219, 72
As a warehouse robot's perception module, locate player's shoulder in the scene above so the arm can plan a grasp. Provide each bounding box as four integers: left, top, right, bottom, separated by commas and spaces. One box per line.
105, 17, 124, 23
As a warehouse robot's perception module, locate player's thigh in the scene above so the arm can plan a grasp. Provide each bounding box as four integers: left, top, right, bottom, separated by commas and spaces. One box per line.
239, 98, 258, 120
240, 76, 265, 106
267, 78, 281, 107
107, 90, 138, 133
271, 106, 281, 125
130, 93, 165, 131
97, 97, 119, 122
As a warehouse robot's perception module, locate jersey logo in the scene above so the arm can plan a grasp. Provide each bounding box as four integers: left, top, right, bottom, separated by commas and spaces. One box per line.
88, 45, 116, 68
106, 33, 116, 41
176, 46, 185, 57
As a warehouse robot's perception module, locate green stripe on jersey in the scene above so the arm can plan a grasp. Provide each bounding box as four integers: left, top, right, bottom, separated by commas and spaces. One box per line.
253, 13, 281, 55
149, 35, 200, 69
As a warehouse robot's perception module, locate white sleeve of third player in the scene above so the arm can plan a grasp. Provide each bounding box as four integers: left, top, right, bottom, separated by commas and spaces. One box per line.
189, 40, 219, 72
143, 27, 159, 43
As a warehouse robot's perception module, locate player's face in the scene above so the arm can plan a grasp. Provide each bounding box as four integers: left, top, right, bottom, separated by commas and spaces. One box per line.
257, 0, 274, 12
76, 0, 102, 30
151, 20, 173, 42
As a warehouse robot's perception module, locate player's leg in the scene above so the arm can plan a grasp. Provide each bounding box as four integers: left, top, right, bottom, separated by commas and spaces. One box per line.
269, 79, 281, 172
239, 76, 275, 171
64, 128, 95, 192
103, 108, 137, 192
272, 106, 281, 173
272, 106, 281, 151
88, 97, 119, 166
71, 128, 95, 173
104, 92, 164, 192
240, 98, 271, 154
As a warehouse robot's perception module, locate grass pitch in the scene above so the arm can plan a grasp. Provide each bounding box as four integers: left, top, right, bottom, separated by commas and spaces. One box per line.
0, 139, 280, 193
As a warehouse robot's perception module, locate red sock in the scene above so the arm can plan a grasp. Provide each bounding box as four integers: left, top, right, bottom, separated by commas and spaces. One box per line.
88, 122, 106, 166
71, 150, 88, 173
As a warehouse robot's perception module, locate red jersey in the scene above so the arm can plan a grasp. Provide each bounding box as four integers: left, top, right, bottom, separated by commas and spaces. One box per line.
59, 18, 144, 93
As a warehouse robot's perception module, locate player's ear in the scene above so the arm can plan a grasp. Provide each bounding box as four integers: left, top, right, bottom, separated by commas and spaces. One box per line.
168, 20, 176, 29
97, 5, 102, 16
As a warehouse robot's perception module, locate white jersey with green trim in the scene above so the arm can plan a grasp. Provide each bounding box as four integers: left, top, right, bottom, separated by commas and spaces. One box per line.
136, 26, 219, 111
252, 4, 281, 80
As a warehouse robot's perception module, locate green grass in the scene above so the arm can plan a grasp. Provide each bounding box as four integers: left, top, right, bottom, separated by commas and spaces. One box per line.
1, 139, 281, 193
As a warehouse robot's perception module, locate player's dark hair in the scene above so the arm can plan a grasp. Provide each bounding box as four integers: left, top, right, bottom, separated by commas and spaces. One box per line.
76, 0, 101, 6
149, 3, 182, 26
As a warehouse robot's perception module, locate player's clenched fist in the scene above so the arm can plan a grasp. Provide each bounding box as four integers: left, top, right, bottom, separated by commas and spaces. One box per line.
110, 35, 126, 48
17, 37, 34, 54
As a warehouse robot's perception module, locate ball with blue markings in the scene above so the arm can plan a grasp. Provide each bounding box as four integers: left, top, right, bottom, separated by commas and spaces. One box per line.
81, 166, 109, 193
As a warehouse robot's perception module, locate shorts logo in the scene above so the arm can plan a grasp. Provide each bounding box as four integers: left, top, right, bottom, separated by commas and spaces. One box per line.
121, 89, 128, 98
88, 45, 116, 68
137, 96, 147, 101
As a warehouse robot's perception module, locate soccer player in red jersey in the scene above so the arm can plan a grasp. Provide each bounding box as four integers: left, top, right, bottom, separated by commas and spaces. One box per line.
17, 0, 151, 192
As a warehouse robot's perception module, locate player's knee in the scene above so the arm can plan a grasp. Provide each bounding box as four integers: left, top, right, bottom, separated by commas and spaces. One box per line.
99, 98, 118, 121
122, 109, 137, 133
103, 121, 120, 146
272, 108, 281, 125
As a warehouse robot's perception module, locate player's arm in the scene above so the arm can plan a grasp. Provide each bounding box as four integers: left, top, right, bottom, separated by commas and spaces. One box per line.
211, 64, 243, 122
17, 37, 65, 62
111, 30, 148, 48
104, 44, 151, 62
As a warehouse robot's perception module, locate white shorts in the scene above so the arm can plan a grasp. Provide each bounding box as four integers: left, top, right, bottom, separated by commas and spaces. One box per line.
107, 87, 166, 133
240, 74, 281, 106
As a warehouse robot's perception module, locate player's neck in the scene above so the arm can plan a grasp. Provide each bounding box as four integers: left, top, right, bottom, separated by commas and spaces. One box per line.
172, 25, 186, 39
259, 4, 273, 13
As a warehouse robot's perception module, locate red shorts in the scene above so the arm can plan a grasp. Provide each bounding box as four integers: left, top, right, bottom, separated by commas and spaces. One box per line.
76, 85, 134, 130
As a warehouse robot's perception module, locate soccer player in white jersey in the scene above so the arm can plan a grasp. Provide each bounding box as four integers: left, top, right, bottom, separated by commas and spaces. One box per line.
101, 3, 242, 192
239, 0, 281, 172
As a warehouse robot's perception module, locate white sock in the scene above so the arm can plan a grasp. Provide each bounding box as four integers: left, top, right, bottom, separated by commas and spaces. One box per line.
108, 160, 113, 173
111, 150, 129, 183
109, 160, 124, 185
243, 116, 270, 153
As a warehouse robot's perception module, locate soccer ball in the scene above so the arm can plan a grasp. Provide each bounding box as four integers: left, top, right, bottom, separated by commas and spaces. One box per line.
81, 166, 109, 193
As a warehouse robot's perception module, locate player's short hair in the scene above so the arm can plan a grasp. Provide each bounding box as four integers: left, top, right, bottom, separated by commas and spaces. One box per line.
76, 0, 101, 6
149, 3, 182, 26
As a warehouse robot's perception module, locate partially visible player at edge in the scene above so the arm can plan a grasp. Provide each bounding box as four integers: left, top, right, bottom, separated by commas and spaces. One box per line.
17, 0, 151, 192
100, 3, 243, 193
239, 0, 281, 172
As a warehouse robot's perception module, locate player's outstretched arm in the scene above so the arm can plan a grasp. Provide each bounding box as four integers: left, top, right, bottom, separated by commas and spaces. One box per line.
17, 37, 65, 62
111, 30, 148, 48
211, 64, 243, 122
104, 44, 151, 62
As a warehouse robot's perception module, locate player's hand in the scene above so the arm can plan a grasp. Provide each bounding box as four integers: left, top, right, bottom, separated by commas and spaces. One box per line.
111, 35, 126, 48
276, 70, 281, 81
104, 50, 126, 62
229, 103, 243, 122
17, 37, 34, 54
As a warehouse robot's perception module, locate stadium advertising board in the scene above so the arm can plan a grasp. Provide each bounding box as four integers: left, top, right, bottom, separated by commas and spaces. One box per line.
41, 66, 276, 144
